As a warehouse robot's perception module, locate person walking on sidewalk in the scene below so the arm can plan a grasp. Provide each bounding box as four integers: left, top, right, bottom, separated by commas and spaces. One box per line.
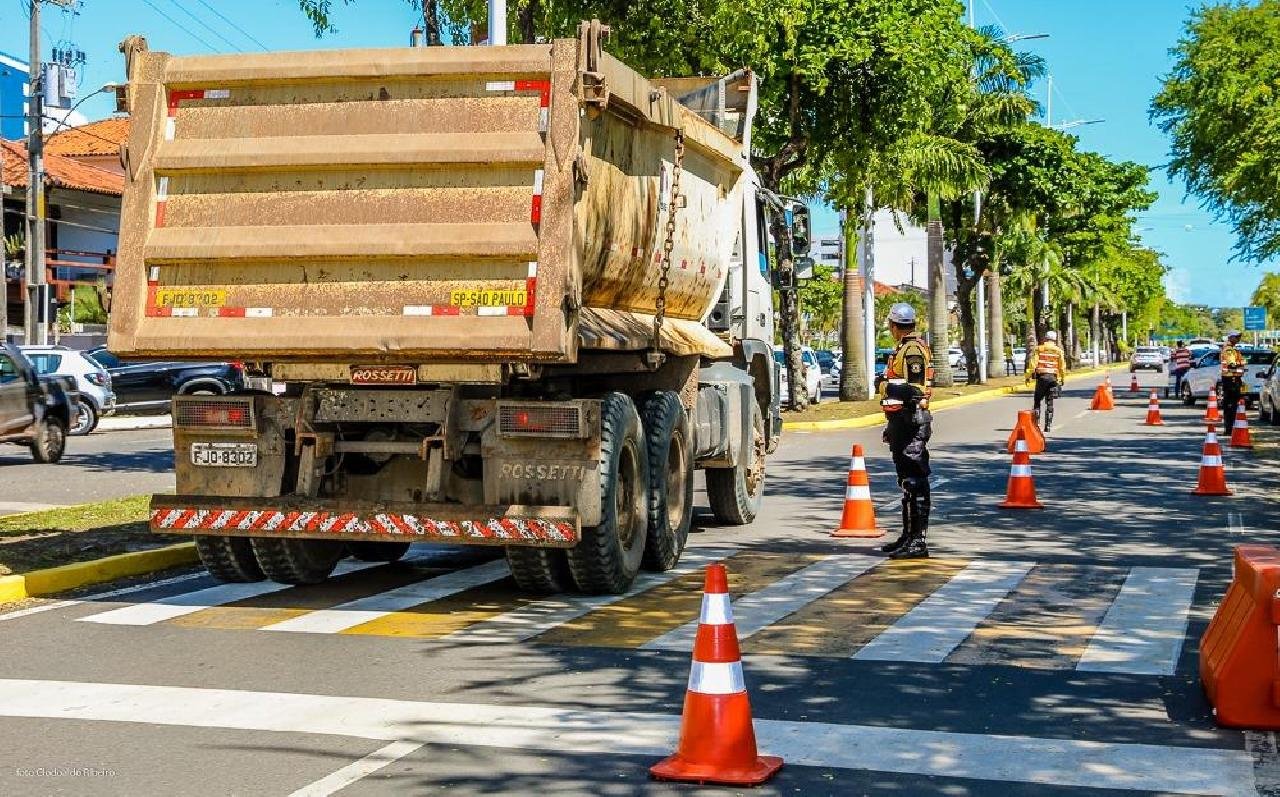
877, 303, 934, 560
1221, 330, 1247, 431
1171, 340, 1193, 397
1028, 331, 1067, 433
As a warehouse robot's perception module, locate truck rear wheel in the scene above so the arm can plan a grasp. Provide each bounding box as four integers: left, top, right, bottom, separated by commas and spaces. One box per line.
505, 547, 573, 594
567, 392, 648, 594
195, 536, 264, 582
706, 399, 765, 525
347, 541, 411, 563
640, 392, 692, 571
250, 538, 343, 585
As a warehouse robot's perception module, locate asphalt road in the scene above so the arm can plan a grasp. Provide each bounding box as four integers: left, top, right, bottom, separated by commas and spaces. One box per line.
0, 370, 1276, 796
0, 429, 176, 515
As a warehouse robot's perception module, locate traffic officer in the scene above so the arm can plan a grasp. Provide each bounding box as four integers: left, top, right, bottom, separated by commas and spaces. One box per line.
1027, 331, 1067, 433
1171, 340, 1193, 397
877, 303, 934, 559
1220, 330, 1246, 431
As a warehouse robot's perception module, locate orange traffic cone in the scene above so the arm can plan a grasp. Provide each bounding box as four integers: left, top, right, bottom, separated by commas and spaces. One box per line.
1143, 390, 1165, 426
1007, 410, 1046, 454
1204, 388, 1221, 423
1230, 399, 1254, 449
1191, 424, 1232, 496
1090, 382, 1114, 410
999, 429, 1044, 509
1104, 376, 1115, 398
650, 563, 783, 786
832, 444, 885, 538
1129, 372, 1140, 393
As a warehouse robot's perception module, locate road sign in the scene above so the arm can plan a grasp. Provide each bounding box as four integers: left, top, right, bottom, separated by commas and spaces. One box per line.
1244, 306, 1267, 331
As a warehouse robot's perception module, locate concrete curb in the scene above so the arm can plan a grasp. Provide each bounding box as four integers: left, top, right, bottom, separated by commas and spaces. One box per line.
783, 363, 1127, 432
0, 543, 197, 603
97, 414, 172, 432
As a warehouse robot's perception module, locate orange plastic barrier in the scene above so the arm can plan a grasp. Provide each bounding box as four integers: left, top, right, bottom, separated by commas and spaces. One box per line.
1007, 410, 1046, 454
1201, 545, 1280, 729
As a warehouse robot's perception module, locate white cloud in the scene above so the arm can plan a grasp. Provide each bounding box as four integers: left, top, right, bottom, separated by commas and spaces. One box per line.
1164, 268, 1191, 303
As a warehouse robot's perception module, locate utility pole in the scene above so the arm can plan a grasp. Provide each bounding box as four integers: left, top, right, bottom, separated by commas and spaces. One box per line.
23, 0, 56, 346
861, 189, 875, 396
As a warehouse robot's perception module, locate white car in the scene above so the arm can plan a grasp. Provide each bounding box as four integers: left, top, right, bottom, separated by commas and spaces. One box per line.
774, 346, 822, 405
1130, 346, 1164, 373
948, 346, 965, 369
21, 346, 115, 435
1176, 347, 1274, 406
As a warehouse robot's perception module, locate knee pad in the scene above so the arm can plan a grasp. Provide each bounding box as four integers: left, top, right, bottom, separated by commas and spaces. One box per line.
900, 476, 929, 496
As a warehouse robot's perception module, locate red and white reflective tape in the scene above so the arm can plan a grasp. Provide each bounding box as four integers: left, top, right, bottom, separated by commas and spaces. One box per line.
531, 169, 544, 224
151, 506, 575, 543
1010, 464, 1033, 477
165, 88, 229, 139
217, 307, 274, 318
485, 79, 551, 132
845, 485, 871, 501
155, 176, 169, 227
687, 660, 746, 695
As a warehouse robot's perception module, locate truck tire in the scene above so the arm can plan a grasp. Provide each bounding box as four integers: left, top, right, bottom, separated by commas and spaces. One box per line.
346, 541, 411, 563
250, 537, 343, 585
195, 536, 264, 582
567, 392, 648, 594
505, 546, 573, 594
28, 417, 67, 464
706, 399, 765, 525
640, 392, 692, 572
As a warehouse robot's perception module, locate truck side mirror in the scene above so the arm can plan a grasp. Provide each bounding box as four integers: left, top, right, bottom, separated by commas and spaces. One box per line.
787, 202, 811, 257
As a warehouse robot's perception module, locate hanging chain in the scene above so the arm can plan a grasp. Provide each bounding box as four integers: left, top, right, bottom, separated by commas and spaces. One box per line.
650, 129, 684, 366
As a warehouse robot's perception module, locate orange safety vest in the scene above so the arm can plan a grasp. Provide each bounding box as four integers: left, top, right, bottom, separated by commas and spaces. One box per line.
1033, 342, 1065, 378
879, 337, 934, 413
1221, 345, 1246, 378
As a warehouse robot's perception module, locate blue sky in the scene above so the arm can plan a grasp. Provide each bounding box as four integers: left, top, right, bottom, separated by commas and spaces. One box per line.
0, 0, 1270, 307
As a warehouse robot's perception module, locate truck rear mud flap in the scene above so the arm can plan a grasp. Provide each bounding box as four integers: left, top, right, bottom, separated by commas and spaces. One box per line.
150, 496, 579, 548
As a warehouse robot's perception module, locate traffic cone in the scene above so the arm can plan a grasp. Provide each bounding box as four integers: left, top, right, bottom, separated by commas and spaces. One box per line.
1143, 390, 1165, 426
1104, 376, 1115, 398
1090, 382, 1114, 411
650, 563, 783, 786
1204, 388, 1221, 423
1230, 399, 1254, 449
1007, 409, 1046, 454
832, 444, 885, 538
1191, 424, 1232, 496
999, 429, 1044, 509
1129, 372, 1140, 393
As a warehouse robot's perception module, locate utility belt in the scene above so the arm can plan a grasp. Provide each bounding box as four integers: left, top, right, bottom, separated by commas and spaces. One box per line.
1222, 369, 1246, 379
882, 379, 926, 418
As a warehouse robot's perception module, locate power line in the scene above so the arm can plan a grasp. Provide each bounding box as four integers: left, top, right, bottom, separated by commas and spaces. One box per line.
138, 0, 217, 52
163, 0, 243, 52
193, 0, 269, 51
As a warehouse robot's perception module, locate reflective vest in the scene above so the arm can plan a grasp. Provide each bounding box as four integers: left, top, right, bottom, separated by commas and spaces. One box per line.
879, 336, 934, 413
1172, 348, 1192, 370
1221, 345, 1246, 378
1033, 342, 1066, 379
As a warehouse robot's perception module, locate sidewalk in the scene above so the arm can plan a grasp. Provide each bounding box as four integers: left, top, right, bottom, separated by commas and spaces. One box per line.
97, 414, 171, 432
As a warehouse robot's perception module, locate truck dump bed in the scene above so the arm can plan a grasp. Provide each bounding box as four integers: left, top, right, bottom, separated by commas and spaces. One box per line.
109, 33, 750, 365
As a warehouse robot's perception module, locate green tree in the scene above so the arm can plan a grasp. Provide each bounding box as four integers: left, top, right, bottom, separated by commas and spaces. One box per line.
1152, 1, 1280, 262
799, 265, 843, 346
1250, 272, 1280, 331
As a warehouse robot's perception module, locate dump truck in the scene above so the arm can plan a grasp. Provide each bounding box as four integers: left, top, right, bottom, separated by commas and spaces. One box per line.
108, 24, 811, 593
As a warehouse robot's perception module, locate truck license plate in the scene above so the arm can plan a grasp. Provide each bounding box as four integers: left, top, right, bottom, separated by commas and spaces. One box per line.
191, 442, 258, 467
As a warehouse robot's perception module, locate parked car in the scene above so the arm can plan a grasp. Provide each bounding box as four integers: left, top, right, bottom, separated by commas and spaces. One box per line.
85, 348, 247, 414
948, 346, 965, 369
1259, 353, 1280, 425
0, 343, 76, 462
21, 345, 115, 435
1176, 347, 1274, 406
815, 349, 837, 375
1159, 346, 1171, 363
1130, 346, 1164, 373
873, 348, 893, 390
774, 345, 822, 405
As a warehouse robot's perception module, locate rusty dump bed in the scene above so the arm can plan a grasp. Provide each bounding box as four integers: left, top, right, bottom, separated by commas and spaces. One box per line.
109, 34, 749, 364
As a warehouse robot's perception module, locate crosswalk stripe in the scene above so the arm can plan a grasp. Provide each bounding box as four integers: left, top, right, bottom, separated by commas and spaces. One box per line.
854, 560, 1035, 663
534, 551, 818, 648
641, 554, 881, 651
77, 560, 382, 626
437, 547, 735, 645
0, 678, 1255, 794
1076, 566, 1199, 675
262, 560, 510, 634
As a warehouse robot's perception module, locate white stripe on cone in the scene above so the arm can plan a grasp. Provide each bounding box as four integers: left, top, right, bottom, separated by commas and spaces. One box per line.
1014, 440, 1028, 453
845, 486, 871, 501
1010, 465, 1032, 477
850, 456, 865, 471
688, 661, 746, 695
699, 593, 733, 625
1200, 456, 1223, 467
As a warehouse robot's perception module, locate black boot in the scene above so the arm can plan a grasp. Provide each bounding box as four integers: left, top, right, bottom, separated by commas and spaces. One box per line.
879, 498, 911, 554
890, 496, 930, 559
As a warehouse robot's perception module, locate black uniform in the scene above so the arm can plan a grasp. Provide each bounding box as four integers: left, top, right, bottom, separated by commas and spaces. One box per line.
878, 335, 933, 558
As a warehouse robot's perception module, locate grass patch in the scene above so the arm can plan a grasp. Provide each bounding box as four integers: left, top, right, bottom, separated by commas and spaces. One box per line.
786, 373, 1032, 423
0, 495, 168, 575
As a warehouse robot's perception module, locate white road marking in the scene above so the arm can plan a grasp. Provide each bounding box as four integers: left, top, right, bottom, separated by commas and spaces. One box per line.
641, 554, 880, 651
262, 559, 510, 634
440, 547, 735, 645
1076, 567, 1199, 675
0, 572, 211, 623
1245, 731, 1280, 797
1228, 511, 1247, 536
78, 560, 382, 626
854, 560, 1035, 663
288, 740, 423, 797
0, 678, 1254, 795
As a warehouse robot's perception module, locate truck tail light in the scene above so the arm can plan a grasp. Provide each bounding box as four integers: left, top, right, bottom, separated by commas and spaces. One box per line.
498, 402, 585, 438
175, 398, 255, 429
